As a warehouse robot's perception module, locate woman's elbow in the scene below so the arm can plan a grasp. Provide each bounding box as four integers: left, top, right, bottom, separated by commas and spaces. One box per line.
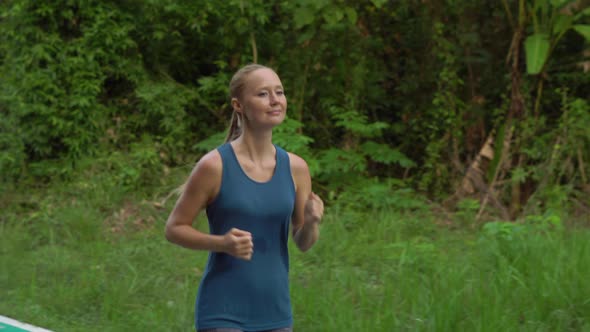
164, 222, 177, 243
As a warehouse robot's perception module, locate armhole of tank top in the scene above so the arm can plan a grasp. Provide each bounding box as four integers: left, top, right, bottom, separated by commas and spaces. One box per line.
282, 148, 297, 196
206, 147, 224, 207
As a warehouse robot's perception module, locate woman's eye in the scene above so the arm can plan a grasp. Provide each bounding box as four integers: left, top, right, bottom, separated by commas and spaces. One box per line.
258, 92, 268, 97
276, 91, 284, 96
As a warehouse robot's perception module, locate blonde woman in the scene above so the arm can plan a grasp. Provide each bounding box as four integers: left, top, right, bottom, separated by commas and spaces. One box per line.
165, 64, 324, 332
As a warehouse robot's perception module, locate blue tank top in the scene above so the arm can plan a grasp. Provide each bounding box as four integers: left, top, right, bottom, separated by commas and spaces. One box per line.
195, 143, 296, 331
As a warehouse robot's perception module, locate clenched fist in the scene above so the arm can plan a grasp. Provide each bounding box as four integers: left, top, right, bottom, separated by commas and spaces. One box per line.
222, 228, 254, 260
304, 192, 324, 224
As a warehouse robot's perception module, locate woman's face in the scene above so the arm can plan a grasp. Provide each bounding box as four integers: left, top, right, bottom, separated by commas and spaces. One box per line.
234, 68, 287, 130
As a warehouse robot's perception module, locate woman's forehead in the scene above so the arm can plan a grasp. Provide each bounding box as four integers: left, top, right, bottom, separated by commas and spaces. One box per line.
246, 68, 283, 89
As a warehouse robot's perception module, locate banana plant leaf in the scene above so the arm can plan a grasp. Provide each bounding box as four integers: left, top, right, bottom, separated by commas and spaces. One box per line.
525, 33, 550, 75
573, 24, 590, 41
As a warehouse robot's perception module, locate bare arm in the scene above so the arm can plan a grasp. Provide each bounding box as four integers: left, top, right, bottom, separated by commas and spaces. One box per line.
165, 151, 253, 260
290, 153, 324, 252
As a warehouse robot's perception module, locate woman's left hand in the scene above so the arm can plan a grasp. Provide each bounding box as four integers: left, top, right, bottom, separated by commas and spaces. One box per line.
304, 192, 324, 224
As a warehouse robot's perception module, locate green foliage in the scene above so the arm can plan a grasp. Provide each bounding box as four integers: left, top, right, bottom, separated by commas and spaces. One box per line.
330, 106, 389, 138
417, 20, 465, 196
335, 177, 428, 212
272, 118, 314, 155
525, 210, 565, 232
519, 89, 590, 214
573, 24, 590, 40
0, 1, 138, 179
482, 221, 527, 241
454, 198, 480, 226
361, 141, 416, 168
113, 138, 164, 190
1, 0, 588, 217
133, 79, 199, 163
522, 0, 590, 75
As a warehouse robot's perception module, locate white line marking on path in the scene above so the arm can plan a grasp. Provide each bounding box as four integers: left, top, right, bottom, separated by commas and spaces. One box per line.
0, 315, 54, 332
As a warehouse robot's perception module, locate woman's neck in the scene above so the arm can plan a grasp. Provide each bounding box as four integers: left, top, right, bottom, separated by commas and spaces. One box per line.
232, 128, 274, 164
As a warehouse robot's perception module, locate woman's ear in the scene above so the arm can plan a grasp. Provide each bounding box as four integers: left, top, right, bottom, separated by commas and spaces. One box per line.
231, 97, 242, 113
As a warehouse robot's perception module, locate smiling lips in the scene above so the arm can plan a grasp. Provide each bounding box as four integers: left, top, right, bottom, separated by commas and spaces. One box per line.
268, 110, 282, 115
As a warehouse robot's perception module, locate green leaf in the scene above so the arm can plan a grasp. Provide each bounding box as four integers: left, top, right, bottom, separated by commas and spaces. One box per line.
193, 131, 226, 152
524, 33, 550, 74
344, 7, 358, 25
331, 108, 389, 137
296, 27, 316, 44
294, 7, 315, 29
511, 167, 528, 184
553, 14, 573, 35
323, 6, 344, 26
317, 148, 367, 174
573, 24, 590, 41
273, 118, 314, 154
370, 0, 387, 9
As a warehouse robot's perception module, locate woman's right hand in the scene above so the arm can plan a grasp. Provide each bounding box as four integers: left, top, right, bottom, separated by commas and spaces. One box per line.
222, 228, 254, 260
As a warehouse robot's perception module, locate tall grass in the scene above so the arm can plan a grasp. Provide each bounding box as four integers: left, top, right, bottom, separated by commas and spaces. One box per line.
1, 172, 589, 331
291, 211, 590, 331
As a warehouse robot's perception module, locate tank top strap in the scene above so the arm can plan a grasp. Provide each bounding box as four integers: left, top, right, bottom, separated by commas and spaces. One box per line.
216, 143, 239, 176
216, 142, 232, 160
273, 145, 292, 179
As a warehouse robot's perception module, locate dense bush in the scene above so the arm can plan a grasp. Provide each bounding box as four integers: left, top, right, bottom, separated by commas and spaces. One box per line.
1, 0, 589, 218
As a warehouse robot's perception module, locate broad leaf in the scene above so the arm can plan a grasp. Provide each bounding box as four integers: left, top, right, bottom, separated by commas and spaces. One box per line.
573, 24, 590, 41
553, 14, 573, 35
294, 7, 315, 29
524, 33, 550, 74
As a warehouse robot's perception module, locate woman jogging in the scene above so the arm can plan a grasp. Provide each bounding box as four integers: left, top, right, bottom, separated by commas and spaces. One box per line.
165, 64, 324, 332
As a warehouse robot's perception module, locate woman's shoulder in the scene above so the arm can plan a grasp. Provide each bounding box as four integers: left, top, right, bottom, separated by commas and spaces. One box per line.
190, 148, 223, 179
286, 151, 310, 176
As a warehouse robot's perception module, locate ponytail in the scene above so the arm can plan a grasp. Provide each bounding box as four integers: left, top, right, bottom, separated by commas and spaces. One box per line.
225, 110, 242, 143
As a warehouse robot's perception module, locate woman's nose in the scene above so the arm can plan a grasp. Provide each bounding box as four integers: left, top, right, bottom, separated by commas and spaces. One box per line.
269, 93, 279, 105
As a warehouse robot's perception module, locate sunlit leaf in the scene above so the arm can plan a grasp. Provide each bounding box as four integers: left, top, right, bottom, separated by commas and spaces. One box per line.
524, 33, 550, 74
573, 24, 590, 41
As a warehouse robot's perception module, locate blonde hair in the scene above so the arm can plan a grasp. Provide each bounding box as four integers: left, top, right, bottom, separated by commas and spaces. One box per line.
225, 63, 272, 142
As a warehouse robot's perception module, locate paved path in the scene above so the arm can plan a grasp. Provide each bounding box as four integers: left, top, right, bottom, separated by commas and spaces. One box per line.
0, 316, 53, 332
